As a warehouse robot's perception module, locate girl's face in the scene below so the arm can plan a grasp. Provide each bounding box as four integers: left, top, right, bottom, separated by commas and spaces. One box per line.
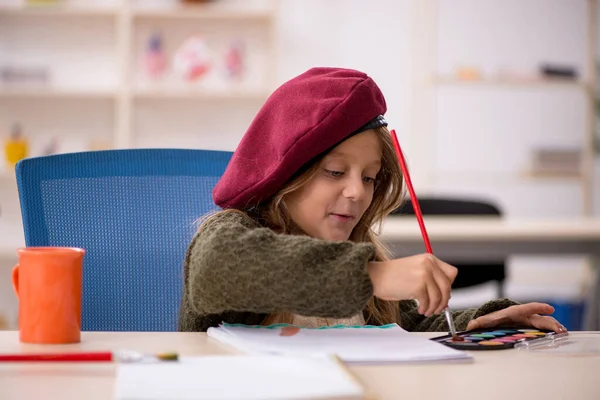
286, 130, 382, 241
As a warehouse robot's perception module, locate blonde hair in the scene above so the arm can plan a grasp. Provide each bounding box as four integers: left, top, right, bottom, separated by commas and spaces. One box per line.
208, 126, 405, 325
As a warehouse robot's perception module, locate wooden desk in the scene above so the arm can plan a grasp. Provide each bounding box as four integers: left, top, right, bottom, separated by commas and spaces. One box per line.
380, 217, 600, 261
381, 217, 600, 331
1, 331, 599, 400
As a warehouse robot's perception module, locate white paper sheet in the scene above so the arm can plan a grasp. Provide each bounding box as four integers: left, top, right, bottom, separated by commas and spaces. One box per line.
114, 355, 364, 400
207, 323, 472, 364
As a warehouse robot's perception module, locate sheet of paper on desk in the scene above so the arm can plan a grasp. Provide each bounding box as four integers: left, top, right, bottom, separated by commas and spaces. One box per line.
207, 323, 473, 364
114, 355, 365, 400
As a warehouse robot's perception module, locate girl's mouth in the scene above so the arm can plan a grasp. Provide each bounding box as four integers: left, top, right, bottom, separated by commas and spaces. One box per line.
329, 213, 355, 223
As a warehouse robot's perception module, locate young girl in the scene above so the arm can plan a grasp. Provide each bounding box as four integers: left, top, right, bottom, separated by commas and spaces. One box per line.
178, 67, 566, 334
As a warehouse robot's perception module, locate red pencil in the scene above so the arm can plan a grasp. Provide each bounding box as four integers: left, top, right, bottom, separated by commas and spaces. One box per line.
0, 351, 179, 363
0, 352, 113, 362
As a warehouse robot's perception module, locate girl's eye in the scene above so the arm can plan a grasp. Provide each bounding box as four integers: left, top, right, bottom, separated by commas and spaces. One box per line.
325, 169, 344, 178
363, 176, 377, 185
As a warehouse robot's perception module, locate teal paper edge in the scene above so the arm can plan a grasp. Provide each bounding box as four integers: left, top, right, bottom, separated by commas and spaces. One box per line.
222, 322, 399, 330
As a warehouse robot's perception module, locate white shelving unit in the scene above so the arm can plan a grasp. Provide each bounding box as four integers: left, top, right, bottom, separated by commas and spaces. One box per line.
410, 0, 598, 217
0, 0, 278, 260
0, 88, 117, 99
434, 76, 590, 89
0, 0, 279, 330
0, 0, 278, 154
132, 87, 270, 100
0, 3, 119, 16
132, 4, 273, 20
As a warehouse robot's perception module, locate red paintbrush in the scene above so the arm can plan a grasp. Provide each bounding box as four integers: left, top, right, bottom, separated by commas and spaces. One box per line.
389, 129, 459, 339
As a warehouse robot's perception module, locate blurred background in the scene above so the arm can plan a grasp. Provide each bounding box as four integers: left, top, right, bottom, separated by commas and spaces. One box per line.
0, 0, 599, 330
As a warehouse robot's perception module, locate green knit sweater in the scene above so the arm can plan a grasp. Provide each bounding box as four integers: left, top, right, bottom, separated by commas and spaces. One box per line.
178, 211, 517, 332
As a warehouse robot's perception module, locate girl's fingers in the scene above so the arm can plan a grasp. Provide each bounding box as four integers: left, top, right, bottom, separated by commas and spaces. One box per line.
465, 304, 565, 333
432, 266, 452, 315
465, 309, 510, 331
466, 318, 480, 331
424, 274, 441, 317
512, 303, 555, 317
529, 315, 567, 333
416, 287, 429, 315
435, 259, 459, 283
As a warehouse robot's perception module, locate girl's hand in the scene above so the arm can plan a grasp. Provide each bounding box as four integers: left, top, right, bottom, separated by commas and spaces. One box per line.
368, 254, 458, 317
466, 302, 567, 333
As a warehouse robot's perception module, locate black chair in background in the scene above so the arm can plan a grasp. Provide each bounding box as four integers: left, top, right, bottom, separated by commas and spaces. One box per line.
391, 197, 506, 299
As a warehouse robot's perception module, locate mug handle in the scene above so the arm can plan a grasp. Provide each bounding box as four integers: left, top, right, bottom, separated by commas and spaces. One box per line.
11, 265, 19, 298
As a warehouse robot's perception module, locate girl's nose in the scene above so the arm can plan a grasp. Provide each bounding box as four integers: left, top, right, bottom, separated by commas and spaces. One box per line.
342, 176, 365, 201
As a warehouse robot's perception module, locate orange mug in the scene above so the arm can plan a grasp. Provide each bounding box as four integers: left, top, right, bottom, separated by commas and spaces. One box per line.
12, 247, 85, 344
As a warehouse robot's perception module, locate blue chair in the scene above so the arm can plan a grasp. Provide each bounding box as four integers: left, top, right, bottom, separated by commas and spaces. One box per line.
15, 149, 232, 331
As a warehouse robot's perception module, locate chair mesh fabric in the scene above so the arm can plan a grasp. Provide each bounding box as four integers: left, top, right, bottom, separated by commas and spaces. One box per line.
15, 149, 232, 331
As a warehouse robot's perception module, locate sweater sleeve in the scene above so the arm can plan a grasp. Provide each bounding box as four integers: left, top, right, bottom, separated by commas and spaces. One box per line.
184, 211, 377, 319
398, 298, 520, 332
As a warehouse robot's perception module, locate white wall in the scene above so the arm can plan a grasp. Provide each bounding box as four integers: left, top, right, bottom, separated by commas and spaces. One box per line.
276, 0, 413, 153
432, 0, 590, 219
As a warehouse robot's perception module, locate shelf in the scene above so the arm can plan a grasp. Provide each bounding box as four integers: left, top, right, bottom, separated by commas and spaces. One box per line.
0, 4, 118, 17
0, 87, 116, 100
132, 4, 275, 21
0, 3, 275, 20
133, 88, 270, 100
430, 171, 586, 184
434, 76, 588, 89
520, 170, 585, 181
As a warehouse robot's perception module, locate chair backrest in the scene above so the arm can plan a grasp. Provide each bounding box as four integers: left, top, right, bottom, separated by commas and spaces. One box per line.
395, 198, 501, 216
15, 149, 232, 331
392, 197, 506, 291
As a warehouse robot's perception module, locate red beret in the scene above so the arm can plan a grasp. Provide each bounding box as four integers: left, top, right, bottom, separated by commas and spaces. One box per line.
213, 67, 387, 209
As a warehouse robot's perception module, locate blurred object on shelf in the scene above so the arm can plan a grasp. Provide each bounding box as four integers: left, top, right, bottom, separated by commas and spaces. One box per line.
4, 123, 28, 168
144, 32, 167, 81
0, 314, 7, 330
0, 66, 50, 87
224, 39, 246, 81
25, 0, 63, 5
173, 36, 212, 82
530, 147, 582, 177
539, 63, 578, 80
455, 66, 482, 81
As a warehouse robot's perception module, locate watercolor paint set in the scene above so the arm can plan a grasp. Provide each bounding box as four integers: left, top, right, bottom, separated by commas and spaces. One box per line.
431, 328, 556, 350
